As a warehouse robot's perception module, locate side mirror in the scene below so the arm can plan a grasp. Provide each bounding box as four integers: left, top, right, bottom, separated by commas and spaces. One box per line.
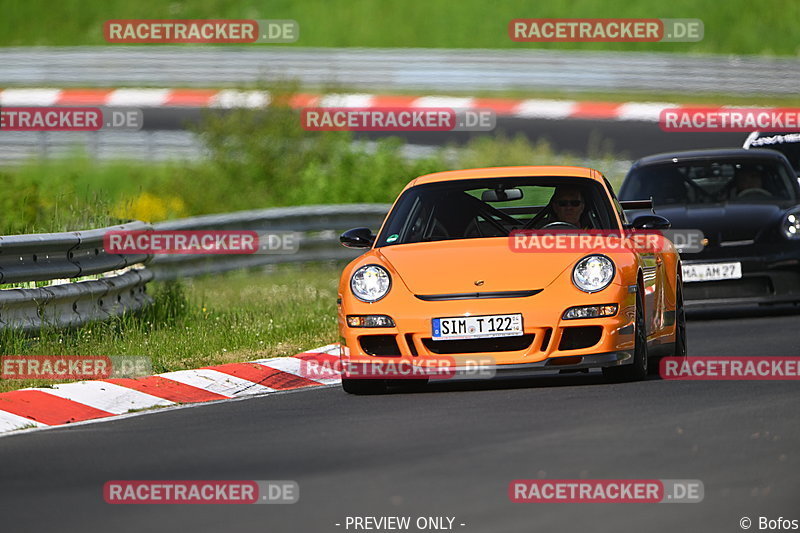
631, 214, 671, 230
340, 227, 375, 249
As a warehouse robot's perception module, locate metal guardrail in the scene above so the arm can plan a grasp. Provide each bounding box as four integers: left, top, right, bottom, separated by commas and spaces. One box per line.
0, 221, 151, 283
0, 222, 152, 331
0, 131, 204, 165
0, 269, 153, 331
1, 47, 797, 95
0, 205, 392, 330
149, 204, 390, 279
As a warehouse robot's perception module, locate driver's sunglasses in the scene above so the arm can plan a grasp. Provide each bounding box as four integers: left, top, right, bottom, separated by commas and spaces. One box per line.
556, 200, 583, 207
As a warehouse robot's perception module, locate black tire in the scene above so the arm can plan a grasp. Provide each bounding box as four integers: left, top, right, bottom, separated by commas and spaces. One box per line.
604, 289, 648, 382
341, 378, 387, 395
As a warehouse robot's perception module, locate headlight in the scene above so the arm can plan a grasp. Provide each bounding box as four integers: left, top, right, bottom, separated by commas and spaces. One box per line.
782, 210, 800, 239
572, 255, 615, 293
350, 265, 392, 302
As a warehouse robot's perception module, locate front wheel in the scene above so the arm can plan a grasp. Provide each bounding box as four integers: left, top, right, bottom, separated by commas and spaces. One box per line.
603, 289, 648, 382
672, 280, 687, 358
648, 279, 686, 375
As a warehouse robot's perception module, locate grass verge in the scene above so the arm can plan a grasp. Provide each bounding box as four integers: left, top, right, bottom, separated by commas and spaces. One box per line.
0, 264, 341, 394
1, 0, 798, 55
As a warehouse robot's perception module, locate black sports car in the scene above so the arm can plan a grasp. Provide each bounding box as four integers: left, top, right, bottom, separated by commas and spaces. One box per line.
619, 148, 800, 308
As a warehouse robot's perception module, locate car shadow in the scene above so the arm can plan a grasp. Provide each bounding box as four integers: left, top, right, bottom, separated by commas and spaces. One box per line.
381, 370, 660, 395
687, 303, 800, 321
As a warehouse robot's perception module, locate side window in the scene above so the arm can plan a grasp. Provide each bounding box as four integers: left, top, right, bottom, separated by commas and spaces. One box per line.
404, 197, 433, 243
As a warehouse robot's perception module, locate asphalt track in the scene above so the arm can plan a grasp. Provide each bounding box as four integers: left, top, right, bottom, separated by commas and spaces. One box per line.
1, 305, 798, 533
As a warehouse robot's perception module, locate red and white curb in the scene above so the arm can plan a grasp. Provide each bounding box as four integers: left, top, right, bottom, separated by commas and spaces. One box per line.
0, 87, 691, 122
0, 344, 341, 435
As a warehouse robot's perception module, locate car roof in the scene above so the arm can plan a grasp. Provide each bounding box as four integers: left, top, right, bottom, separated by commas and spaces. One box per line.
631, 147, 789, 168
407, 166, 604, 189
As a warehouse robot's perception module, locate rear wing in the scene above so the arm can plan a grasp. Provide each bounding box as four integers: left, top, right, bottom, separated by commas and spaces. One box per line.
620, 199, 653, 211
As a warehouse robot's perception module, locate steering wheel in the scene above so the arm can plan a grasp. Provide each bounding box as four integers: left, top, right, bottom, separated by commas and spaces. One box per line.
541, 221, 579, 230
680, 176, 718, 201
736, 188, 772, 199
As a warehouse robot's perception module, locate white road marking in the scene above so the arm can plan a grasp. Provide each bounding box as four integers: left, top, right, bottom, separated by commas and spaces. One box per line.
616, 102, 672, 122
318, 93, 375, 107
411, 96, 475, 109
0, 410, 48, 432
35, 381, 174, 414
106, 88, 171, 107
514, 99, 576, 119
0, 88, 61, 106
210, 90, 270, 108
159, 368, 275, 397
253, 357, 341, 386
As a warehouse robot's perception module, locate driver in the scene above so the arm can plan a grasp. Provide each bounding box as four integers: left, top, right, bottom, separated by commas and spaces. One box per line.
731, 167, 766, 197
546, 186, 590, 228
552, 187, 585, 226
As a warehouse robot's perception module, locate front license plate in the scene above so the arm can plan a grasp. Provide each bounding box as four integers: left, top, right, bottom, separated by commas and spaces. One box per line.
431, 313, 523, 340
682, 262, 742, 283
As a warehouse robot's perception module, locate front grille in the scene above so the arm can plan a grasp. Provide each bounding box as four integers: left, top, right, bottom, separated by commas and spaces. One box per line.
684, 277, 772, 300
415, 289, 542, 301
558, 326, 603, 350
422, 334, 535, 354
359, 335, 401, 356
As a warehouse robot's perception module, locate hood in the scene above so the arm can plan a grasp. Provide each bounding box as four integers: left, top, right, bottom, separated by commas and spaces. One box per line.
376, 238, 579, 295
649, 203, 793, 245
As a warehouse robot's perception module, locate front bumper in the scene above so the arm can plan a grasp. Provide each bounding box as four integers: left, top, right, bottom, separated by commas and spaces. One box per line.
448, 350, 633, 380
338, 282, 638, 368
682, 249, 800, 307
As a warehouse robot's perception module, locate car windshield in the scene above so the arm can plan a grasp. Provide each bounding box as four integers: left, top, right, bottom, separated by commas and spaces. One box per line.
375, 177, 616, 247
620, 157, 798, 206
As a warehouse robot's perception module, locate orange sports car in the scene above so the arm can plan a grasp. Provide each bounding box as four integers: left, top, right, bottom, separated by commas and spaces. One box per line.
337, 166, 685, 394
